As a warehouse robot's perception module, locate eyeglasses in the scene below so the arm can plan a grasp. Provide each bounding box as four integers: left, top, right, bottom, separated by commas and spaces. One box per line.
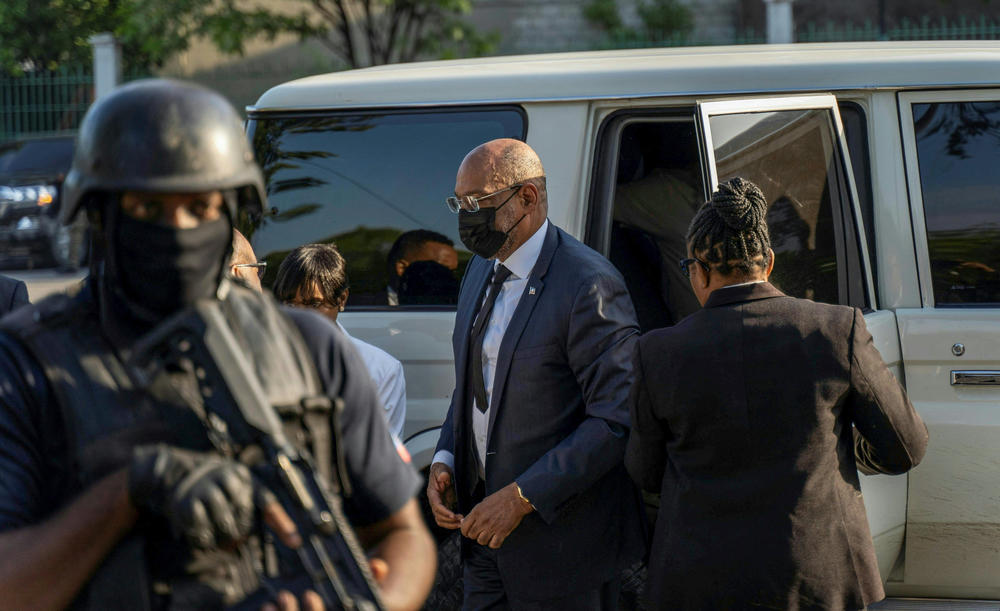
679, 257, 711, 279
234, 260, 267, 280
283, 298, 336, 312
446, 184, 522, 213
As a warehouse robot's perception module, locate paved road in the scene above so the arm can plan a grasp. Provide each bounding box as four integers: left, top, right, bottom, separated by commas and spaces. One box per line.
4, 268, 87, 302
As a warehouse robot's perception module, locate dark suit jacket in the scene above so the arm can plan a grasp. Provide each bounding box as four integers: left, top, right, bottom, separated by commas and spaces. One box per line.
626, 282, 928, 611
0, 275, 28, 316
436, 222, 645, 601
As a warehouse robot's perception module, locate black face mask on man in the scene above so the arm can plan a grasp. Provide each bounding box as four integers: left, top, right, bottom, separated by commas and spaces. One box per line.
458, 189, 527, 259
114, 212, 231, 316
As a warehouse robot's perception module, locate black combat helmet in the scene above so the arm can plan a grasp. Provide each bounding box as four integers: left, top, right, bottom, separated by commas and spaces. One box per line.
61, 78, 265, 224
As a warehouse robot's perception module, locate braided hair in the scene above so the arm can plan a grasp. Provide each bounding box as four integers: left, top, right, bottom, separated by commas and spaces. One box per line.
686, 177, 772, 277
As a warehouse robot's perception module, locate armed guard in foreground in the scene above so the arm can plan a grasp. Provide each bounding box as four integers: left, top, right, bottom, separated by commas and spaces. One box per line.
0, 79, 435, 610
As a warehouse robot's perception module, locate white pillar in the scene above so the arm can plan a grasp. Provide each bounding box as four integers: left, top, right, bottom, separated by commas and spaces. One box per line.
88, 33, 122, 100
764, 0, 796, 44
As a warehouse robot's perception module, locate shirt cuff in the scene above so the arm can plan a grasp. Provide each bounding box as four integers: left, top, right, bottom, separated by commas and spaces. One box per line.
432, 450, 455, 471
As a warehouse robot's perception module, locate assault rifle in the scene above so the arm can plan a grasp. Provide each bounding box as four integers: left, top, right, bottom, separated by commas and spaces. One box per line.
127, 298, 384, 611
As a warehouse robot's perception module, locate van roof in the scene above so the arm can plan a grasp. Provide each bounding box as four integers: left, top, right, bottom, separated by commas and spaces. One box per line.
250, 41, 1000, 112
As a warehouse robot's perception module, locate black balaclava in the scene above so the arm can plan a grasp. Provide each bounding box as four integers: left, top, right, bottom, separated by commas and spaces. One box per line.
100, 194, 232, 328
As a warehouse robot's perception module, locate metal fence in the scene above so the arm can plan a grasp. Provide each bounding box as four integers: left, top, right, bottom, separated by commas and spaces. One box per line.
586, 14, 1000, 51
0, 68, 94, 142
799, 16, 1000, 43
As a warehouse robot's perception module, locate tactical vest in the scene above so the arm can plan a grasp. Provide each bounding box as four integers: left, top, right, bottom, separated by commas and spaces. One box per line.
0, 280, 336, 609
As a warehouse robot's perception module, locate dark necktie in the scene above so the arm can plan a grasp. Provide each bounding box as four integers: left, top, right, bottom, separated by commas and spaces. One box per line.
470, 264, 512, 413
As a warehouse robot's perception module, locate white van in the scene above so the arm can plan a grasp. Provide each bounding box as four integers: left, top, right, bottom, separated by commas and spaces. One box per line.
248, 41, 1000, 602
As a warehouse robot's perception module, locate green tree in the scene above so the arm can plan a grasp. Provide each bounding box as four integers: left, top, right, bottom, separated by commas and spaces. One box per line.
0, 0, 312, 75
305, 0, 497, 68
582, 0, 694, 45
0, 0, 495, 76
637, 0, 694, 41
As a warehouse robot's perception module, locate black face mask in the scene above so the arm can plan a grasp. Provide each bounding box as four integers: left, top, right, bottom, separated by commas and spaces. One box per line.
458, 194, 526, 259
114, 213, 231, 316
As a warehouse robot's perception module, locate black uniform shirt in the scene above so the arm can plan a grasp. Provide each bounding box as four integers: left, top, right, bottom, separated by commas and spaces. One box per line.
0, 301, 419, 531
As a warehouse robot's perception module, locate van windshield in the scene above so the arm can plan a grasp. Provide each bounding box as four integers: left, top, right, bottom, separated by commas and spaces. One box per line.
246, 107, 525, 308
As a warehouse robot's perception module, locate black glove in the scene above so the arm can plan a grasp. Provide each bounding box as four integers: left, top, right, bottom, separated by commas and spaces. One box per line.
128, 444, 258, 550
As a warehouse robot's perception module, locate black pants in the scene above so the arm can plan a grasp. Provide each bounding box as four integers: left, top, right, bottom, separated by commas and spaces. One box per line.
461, 478, 619, 611
462, 542, 621, 611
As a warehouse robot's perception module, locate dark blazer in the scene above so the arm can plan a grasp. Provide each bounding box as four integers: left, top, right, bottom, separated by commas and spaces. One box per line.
626, 282, 928, 611
0, 275, 28, 316
436, 222, 645, 601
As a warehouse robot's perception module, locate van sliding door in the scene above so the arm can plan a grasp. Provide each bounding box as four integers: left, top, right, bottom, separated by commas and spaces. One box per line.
695, 95, 907, 582
894, 90, 1000, 597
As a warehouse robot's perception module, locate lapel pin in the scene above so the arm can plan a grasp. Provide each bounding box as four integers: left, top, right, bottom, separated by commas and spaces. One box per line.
529, 287, 536, 295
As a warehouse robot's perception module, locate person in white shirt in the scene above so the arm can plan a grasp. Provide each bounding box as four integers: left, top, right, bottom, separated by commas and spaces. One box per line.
269, 242, 407, 439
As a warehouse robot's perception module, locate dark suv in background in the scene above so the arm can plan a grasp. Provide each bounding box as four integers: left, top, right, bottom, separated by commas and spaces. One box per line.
0, 134, 87, 270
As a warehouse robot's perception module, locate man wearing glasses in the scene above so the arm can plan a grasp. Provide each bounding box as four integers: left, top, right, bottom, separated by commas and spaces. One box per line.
230, 229, 267, 291
426, 138, 645, 609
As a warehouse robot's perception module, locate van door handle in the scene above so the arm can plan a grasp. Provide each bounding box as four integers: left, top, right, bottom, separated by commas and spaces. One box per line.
951, 371, 1000, 386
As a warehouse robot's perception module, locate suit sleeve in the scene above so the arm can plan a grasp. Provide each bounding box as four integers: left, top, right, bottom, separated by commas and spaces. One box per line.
11, 281, 28, 311
516, 273, 639, 523
625, 339, 669, 493
0, 333, 55, 531
847, 308, 929, 475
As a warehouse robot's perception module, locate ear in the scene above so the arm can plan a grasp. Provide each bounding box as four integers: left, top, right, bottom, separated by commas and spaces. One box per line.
698, 264, 712, 290
764, 248, 775, 278
519, 182, 539, 208
340, 288, 350, 310
395, 259, 408, 277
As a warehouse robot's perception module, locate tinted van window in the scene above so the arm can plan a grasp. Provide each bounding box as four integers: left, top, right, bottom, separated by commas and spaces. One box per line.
839, 102, 876, 293
591, 104, 868, 334
246, 108, 525, 307
912, 101, 1000, 305
709, 107, 867, 308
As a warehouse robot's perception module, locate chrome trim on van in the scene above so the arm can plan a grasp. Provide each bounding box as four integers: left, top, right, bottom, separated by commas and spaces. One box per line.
951, 371, 1000, 386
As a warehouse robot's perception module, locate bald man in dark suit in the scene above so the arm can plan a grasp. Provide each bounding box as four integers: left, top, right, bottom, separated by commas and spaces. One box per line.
0, 275, 28, 316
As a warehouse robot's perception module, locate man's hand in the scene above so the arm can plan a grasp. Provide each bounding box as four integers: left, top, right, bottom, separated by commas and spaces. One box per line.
460, 482, 533, 549
129, 444, 280, 550
426, 462, 462, 529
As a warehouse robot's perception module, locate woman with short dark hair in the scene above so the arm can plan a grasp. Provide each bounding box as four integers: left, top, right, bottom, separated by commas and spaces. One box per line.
274, 243, 407, 438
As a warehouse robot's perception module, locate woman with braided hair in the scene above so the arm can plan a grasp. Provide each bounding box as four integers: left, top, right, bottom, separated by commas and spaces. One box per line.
625, 177, 928, 610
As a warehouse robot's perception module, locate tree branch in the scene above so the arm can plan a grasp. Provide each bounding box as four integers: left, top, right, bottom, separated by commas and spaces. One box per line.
312, 0, 360, 68
382, 1, 409, 64
361, 0, 380, 66
403, 7, 429, 63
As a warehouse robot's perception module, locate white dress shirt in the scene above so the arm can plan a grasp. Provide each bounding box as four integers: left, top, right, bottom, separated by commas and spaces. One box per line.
337, 321, 407, 438
433, 220, 549, 475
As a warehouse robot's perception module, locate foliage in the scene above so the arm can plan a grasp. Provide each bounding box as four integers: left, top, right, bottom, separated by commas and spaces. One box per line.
0, 0, 494, 76
582, 0, 694, 44
0, 0, 313, 75
583, 0, 626, 34
305, 0, 498, 68
637, 0, 695, 40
